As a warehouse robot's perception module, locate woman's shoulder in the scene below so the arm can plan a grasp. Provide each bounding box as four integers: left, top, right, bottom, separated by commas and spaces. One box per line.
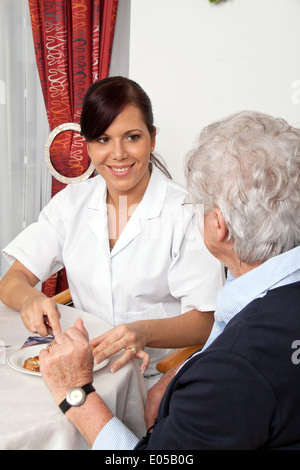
165, 176, 188, 205
52, 174, 105, 202
66, 173, 104, 191
154, 166, 188, 201
167, 177, 187, 195
155, 171, 192, 225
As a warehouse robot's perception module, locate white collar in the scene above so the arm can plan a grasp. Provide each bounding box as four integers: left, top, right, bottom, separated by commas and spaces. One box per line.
136, 164, 168, 219
88, 164, 168, 219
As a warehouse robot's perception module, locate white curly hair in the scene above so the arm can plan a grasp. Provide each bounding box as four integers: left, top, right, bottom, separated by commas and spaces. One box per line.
185, 110, 300, 264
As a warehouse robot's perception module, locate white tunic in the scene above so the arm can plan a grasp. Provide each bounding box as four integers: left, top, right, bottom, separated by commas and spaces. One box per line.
3, 165, 224, 374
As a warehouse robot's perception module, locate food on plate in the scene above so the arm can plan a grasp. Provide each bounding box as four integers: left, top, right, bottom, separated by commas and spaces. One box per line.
23, 355, 40, 372
23, 342, 95, 372
23, 340, 54, 372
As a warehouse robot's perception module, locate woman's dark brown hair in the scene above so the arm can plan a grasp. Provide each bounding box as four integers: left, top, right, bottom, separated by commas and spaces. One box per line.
80, 76, 171, 178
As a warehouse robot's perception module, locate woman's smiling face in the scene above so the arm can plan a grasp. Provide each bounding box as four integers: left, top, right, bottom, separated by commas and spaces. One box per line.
87, 104, 156, 199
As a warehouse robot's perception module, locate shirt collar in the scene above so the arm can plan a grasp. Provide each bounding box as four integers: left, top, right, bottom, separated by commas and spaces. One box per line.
223, 245, 300, 307
201, 245, 300, 351
133, 164, 168, 219
88, 164, 168, 219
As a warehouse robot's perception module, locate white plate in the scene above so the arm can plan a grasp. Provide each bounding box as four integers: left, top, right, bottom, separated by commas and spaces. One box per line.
7, 344, 109, 376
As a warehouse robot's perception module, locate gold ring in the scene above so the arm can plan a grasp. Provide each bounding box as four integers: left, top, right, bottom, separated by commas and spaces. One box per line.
127, 347, 136, 355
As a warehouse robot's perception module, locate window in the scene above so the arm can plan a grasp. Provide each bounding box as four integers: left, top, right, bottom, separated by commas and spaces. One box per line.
0, 0, 50, 277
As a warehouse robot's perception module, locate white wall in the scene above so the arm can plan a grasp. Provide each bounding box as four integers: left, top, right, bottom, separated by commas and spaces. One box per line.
129, 0, 300, 186
110, 0, 131, 77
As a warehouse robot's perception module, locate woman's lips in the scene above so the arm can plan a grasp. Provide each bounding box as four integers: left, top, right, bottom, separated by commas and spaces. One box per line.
107, 163, 135, 176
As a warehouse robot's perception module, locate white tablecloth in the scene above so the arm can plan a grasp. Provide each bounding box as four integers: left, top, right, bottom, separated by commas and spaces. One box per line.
0, 301, 147, 450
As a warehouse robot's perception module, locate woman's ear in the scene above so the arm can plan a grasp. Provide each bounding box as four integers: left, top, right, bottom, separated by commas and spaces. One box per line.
151, 126, 157, 151
215, 208, 228, 242
86, 141, 91, 156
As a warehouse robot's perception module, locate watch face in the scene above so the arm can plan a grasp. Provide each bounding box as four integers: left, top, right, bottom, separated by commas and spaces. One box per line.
66, 387, 86, 407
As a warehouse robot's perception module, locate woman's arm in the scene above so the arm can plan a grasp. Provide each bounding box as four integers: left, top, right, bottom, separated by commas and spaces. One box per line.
0, 260, 61, 336
139, 308, 214, 349
90, 309, 213, 373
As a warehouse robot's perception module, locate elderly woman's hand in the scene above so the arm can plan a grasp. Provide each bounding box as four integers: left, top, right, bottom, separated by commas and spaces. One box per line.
144, 364, 181, 429
39, 318, 94, 406
90, 322, 150, 374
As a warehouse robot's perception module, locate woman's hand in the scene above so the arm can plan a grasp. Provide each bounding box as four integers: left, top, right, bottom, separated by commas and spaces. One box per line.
21, 294, 62, 337
144, 363, 181, 429
90, 322, 150, 374
40, 318, 94, 405
0, 260, 61, 337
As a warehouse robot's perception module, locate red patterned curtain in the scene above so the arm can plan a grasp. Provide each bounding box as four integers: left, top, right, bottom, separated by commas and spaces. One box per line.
28, 0, 118, 297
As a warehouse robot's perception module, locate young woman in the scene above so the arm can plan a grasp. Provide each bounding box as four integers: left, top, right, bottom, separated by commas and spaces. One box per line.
0, 77, 223, 381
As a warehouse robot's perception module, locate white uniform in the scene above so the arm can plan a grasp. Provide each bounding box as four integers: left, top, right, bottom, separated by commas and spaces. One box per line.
3, 165, 224, 375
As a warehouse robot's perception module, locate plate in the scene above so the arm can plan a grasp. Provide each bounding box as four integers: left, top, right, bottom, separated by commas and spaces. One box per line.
7, 344, 109, 376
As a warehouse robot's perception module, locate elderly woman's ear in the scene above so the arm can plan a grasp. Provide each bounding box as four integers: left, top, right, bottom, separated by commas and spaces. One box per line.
204, 208, 228, 244
214, 209, 228, 243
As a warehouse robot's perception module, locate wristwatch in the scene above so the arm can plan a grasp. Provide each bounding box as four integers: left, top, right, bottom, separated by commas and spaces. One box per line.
59, 383, 95, 414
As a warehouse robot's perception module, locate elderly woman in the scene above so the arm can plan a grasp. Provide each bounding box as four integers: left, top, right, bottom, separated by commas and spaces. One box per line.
39, 110, 300, 449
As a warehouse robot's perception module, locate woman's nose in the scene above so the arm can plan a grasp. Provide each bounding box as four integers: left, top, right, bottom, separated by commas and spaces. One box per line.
112, 140, 126, 160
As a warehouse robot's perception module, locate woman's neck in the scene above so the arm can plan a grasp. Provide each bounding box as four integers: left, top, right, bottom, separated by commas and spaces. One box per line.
106, 170, 151, 247
106, 166, 151, 209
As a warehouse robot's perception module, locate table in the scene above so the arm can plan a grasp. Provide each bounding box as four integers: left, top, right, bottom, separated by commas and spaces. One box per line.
0, 301, 147, 450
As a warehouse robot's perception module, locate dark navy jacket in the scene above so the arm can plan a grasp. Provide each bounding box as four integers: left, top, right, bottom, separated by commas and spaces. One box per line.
136, 282, 300, 450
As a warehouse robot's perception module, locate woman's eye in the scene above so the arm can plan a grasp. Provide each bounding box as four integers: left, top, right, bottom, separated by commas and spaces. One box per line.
127, 134, 140, 142
97, 136, 109, 144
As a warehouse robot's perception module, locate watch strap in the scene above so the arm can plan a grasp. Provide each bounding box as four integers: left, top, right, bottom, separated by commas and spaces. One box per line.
59, 383, 95, 414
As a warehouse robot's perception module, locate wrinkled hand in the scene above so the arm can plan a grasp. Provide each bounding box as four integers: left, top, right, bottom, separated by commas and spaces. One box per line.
21, 294, 61, 337
90, 322, 150, 374
39, 318, 94, 405
144, 365, 180, 429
